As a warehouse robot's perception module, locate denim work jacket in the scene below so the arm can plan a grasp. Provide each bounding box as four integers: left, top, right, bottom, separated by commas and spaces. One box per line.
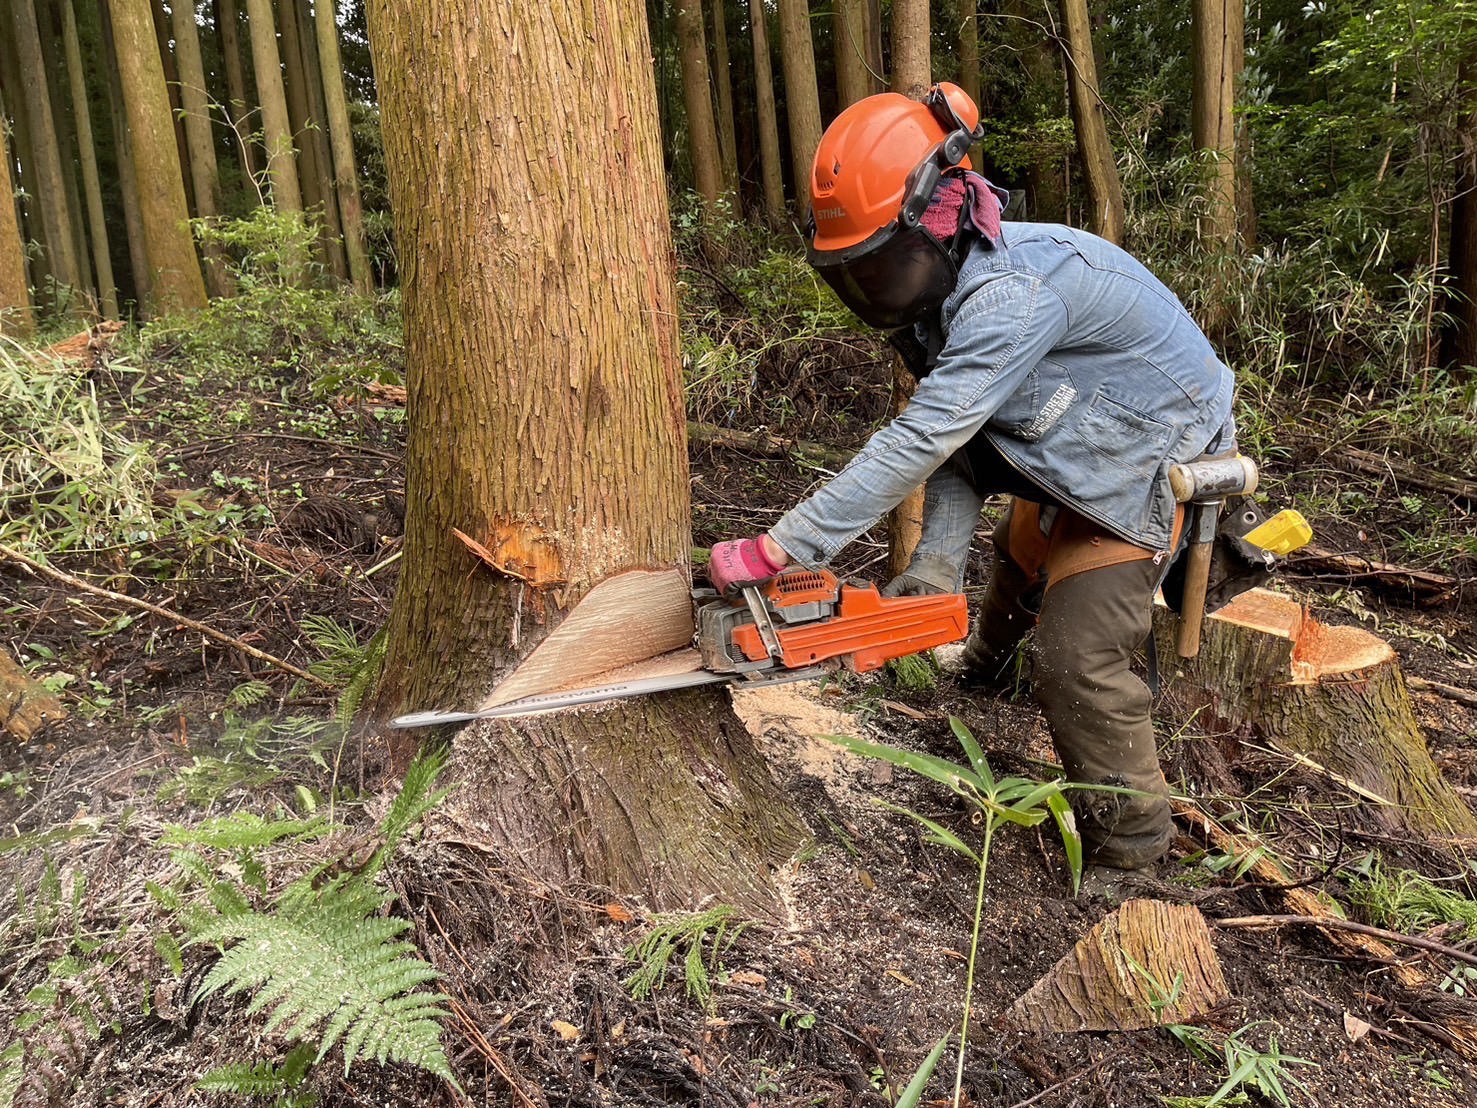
769, 222, 1237, 587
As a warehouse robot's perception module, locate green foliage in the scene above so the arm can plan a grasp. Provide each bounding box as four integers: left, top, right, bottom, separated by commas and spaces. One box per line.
156, 749, 454, 1089
1346, 857, 1477, 939
886, 651, 938, 693
624, 905, 744, 1007
1163, 1021, 1317, 1108
195, 1043, 318, 1106
298, 617, 388, 725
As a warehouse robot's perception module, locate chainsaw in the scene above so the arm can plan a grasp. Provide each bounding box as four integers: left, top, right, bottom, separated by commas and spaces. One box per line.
390, 568, 969, 727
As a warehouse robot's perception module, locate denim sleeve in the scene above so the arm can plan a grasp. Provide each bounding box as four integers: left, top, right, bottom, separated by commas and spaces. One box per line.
906, 463, 986, 591
769, 273, 1070, 565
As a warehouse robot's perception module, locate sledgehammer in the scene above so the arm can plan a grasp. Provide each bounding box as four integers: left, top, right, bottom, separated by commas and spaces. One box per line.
1169, 454, 1259, 658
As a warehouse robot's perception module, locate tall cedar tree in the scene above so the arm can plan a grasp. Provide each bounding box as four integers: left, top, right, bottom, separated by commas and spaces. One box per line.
215, 0, 260, 182
776, 0, 822, 217
363, 0, 806, 911
315, 0, 373, 290
10, 0, 81, 309
834, 0, 871, 108
244, 0, 304, 211
748, 0, 786, 221
675, 0, 724, 207
1191, 0, 1240, 250
0, 112, 34, 335
61, 0, 119, 317
171, 0, 234, 296
1060, 0, 1124, 243
110, 0, 207, 313
709, 0, 740, 197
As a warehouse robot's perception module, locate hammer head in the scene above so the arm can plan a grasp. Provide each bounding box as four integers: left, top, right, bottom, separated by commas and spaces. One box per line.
1168, 455, 1258, 504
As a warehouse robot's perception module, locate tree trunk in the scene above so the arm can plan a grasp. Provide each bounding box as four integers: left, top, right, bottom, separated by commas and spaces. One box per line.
748, 0, 786, 224
674, 0, 724, 208
1059, 0, 1124, 243
708, 0, 740, 199
149, 0, 195, 216
171, 0, 234, 297
61, 0, 118, 317
863, 0, 883, 94
1191, 0, 1238, 251
1444, 46, 1477, 369
1156, 589, 1477, 839
833, 0, 871, 109
1006, 0, 1067, 222
215, 0, 260, 184
37, 0, 95, 307
276, 0, 324, 219
98, 0, 151, 308
776, 0, 823, 219
10, 0, 81, 310
294, 0, 346, 278
244, 0, 304, 211
890, 0, 930, 98
0, 110, 35, 336
957, 0, 980, 111
363, 0, 806, 912
109, 0, 208, 314
1231, 1, 1255, 249
0, 38, 46, 299
314, 0, 372, 291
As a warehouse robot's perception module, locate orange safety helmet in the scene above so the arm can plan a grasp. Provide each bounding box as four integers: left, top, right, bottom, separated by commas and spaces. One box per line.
807, 83, 985, 330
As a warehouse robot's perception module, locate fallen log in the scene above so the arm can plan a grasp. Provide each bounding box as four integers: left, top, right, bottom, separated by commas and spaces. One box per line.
1338, 445, 1477, 506
1003, 899, 1228, 1033
1287, 544, 1459, 603
1155, 588, 1477, 839
685, 420, 852, 469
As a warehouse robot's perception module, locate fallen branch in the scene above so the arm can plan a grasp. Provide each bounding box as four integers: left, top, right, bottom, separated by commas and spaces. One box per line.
1216, 915, 1477, 971
686, 420, 852, 469
1288, 543, 1458, 600
1407, 676, 1477, 710
1340, 446, 1477, 506
0, 543, 334, 691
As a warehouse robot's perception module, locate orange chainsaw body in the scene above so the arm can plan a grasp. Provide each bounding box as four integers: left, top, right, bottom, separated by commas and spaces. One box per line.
724, 568, 968, 673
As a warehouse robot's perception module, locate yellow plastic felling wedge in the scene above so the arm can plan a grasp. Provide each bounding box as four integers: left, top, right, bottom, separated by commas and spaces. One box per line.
1242, 509, 1312, 556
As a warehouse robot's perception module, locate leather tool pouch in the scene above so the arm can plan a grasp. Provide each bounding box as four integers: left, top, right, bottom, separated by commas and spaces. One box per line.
1161, 495, 1279, 615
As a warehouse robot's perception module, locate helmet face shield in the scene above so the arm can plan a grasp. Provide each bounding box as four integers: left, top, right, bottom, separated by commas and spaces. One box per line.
811, 224, 958, 331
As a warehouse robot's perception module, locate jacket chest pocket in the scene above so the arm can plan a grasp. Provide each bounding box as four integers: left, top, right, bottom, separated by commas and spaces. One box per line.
1079, 392, 1172, 475
989, 365, 1045, 440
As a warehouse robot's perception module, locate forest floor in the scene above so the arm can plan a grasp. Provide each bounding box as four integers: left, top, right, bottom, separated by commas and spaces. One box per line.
2, 293, 1477, 1107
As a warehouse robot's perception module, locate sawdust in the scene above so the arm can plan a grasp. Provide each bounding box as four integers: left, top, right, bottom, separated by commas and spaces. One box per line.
729, 680, 871, 798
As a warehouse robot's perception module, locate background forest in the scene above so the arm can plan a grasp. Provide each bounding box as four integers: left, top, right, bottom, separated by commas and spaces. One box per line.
4, 2, 1477, 1107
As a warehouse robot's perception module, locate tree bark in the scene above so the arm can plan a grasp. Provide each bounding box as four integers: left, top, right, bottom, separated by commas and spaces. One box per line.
1156, 588, 1477, 839
171, 0, 234, 297
1445, 45, 1477, 369
108, 0, 208, 314
708, 0, 740, 199
674, 0, 724, 208
1005, 900, 1228, 1033
0, 109, 35, 336
1006, 0, 1067, 222
364, 0, 806, 912
148, 0, 195, 216
1191, 0, 1238, 251
98, 0, 151, 308
61, 0, 118, 317
215, 0, 261, 184
776, 0, 823, 219
1059, 0, 1124, 243
10, 0, 81, 309
314, 0, 372, 291
957, 0, 980, 111
294, 0, 346, 278
37, 0, 95, 306
244, 0, 304, 211
276, 0, 325, 220
748, 0, 786, 224
833, 0, 871, 109
890, 0, 931, 98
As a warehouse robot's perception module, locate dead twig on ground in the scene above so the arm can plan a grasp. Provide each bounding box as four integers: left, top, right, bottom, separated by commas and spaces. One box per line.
0, 542, 334, 691
1215, 914, 1477, 970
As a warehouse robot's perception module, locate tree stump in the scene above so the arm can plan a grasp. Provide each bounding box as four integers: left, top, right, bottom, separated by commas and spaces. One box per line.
1004, 899, 1228, 1033
1, 650, 65, 742
1157, 588, 1477, 838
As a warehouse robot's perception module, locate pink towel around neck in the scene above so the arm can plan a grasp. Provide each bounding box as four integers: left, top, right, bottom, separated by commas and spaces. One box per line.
919, 172, 1005, 245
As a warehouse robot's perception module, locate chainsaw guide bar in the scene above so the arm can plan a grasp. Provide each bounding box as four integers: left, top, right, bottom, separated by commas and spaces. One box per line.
389, 568, 968, 729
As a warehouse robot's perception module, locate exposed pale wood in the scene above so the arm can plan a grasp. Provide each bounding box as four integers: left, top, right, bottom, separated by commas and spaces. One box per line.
1156, 588, 1477, 837
1, 650, 66, 741
478, 569, 695, 709
1004, 899, 1228, 1033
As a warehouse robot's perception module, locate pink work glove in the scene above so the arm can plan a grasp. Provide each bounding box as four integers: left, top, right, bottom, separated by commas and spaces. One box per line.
707, 536, 787, 596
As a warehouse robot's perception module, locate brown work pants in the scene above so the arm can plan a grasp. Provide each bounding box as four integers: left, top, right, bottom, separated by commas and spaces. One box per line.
961, 500, 1174, 869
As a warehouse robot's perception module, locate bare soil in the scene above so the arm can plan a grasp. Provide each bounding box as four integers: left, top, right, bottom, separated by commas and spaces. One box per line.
3, 320, 1477, 1107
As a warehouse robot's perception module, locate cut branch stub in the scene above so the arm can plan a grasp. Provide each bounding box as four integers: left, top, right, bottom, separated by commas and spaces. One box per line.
2, 650, 66, 742
1156, 588, 1477, 838
1004, 899, 1228, 1033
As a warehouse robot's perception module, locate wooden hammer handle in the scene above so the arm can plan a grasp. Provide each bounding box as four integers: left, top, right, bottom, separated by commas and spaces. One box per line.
1176, 540, 1214, 658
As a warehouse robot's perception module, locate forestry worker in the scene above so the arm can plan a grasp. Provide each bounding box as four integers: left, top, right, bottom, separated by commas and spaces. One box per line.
707, 82, 1238, 873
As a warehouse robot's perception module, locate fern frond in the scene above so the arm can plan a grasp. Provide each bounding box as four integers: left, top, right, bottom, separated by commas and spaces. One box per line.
336, 626, 387, 726
194, 1043, 317, 1097
227, 679, 274, 708
164, 812, 328, 852
188, 883, 451, 1080
0, 1041, 23, 1108
367, 747, 449, 876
